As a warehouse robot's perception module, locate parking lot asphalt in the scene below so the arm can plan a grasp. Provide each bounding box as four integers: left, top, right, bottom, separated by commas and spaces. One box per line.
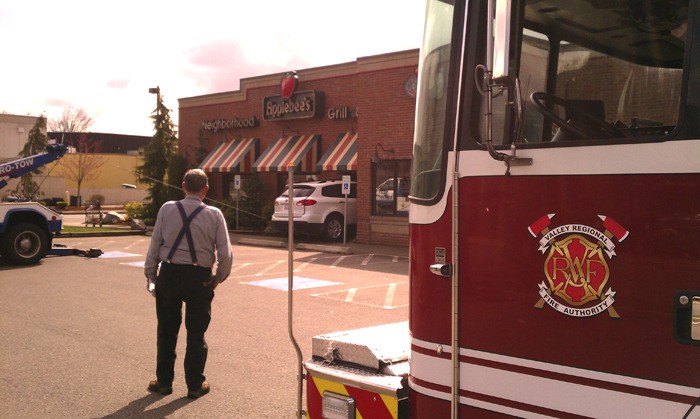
59, 211, 409, 258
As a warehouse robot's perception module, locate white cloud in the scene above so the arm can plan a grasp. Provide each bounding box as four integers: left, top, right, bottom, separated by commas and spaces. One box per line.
0, 0, 424, 136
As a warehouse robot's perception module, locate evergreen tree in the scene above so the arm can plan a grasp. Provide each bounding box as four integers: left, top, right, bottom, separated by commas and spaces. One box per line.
14, 116, 49, 199
193, 128, 210, 166
239, 175, 266, 228
137, 87, 178, 218
165, 153, 188, 202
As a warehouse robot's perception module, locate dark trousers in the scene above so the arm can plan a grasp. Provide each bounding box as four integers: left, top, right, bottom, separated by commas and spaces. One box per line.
155, 262, 214, 390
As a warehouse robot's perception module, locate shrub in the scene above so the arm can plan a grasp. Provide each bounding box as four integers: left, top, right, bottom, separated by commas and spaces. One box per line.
219, 175, 267, 230
124, 201, 146, 221
90, 194, 105, 205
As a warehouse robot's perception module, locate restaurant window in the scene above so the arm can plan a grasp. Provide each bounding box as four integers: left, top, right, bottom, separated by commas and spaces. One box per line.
373, 160, 411, 216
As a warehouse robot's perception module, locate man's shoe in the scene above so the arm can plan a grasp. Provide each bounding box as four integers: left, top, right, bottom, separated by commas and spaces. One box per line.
187, 382, 210, 399
147, 380, 173, 395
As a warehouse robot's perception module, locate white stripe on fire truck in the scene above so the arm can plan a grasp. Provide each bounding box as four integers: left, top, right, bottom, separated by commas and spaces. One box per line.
409, 343, 698, 418
411, 336, 697, 397
408, 380, 557, 419
410, 140, 700, 226
457, 139, 700, 177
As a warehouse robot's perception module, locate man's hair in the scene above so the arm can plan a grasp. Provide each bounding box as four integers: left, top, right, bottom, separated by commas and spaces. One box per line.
183, 169, 208, 193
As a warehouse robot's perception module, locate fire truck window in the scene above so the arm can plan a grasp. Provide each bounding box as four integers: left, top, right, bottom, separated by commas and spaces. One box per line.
518, 30, 549, 143
553, 46, 682, 139
411, 0, 455, 201
515, 0, 687, 144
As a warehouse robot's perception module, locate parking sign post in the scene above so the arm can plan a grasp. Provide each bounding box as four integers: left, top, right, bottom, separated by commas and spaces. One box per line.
342, 175, 350, 246
286, 163, 305, 419
234, 175, 241, 230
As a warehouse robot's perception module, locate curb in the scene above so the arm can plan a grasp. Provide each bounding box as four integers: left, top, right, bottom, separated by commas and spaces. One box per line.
56, 229, 403, 257
297, 243, 351, 254
237, 237, 286, 248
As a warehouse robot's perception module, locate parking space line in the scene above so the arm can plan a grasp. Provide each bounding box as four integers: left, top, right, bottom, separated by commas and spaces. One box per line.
344, 288, 357, 302
231, 262, 251, 272
254, 260, 284, 276
311, 281, 408, 310
361, 254, 374, 266
96, 240, 115, 248
294, 257, 317, 272
123, 238, 145, 250
330, 255, 348, 268
383, 283, 398, 308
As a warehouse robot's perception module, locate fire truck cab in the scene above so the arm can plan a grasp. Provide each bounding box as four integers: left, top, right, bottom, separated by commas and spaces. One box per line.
305, 0, 700, 417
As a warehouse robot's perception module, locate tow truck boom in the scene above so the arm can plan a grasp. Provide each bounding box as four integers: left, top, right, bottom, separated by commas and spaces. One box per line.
0, 144, 68, 190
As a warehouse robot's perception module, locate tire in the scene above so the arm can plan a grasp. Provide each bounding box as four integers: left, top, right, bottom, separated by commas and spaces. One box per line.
322, 214, 344, 242
0, 222, 49, 265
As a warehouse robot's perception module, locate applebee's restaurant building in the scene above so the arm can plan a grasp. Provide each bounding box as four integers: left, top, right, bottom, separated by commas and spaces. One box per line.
177, 49, 418, 246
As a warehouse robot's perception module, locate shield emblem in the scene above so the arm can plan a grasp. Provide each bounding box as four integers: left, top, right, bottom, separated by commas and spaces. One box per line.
544, 234, 609, 306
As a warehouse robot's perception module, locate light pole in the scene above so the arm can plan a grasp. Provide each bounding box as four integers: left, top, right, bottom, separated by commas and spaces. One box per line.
148, 86, 160, 118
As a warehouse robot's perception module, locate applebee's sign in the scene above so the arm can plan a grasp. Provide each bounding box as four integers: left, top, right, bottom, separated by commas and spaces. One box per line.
262, 71, 323, 121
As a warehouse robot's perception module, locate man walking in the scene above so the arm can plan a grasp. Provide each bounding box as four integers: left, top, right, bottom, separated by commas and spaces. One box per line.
144, 169, 233, 399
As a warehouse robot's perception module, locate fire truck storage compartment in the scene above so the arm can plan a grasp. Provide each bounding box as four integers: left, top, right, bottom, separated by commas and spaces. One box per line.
305, 321, 409, 418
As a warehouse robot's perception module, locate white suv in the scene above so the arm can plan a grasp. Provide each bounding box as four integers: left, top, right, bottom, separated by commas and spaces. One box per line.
271, 180, 357, 241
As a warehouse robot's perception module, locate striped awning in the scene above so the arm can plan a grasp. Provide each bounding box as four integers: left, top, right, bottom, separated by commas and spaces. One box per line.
317, 132, 358, 171
252, 134, 320, 173
199, 138, 259, 173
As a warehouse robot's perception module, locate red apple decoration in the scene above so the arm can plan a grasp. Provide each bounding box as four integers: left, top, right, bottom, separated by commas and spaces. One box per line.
281, 71, 298, 99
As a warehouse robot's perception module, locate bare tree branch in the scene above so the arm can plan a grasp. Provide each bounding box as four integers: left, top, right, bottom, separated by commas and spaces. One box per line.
49, 106, 94, 133
60, 134, 106, 204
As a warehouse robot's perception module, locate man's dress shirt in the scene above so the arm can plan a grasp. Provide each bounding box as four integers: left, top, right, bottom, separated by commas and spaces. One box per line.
145, 195, 233, 284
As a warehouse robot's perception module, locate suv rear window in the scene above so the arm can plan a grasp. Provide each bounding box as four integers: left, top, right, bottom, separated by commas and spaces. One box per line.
321, 184, 357, 198
281, 186, 315, 198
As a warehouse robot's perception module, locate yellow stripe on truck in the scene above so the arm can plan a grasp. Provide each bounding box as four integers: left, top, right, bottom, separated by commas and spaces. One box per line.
308, 373, 402, 419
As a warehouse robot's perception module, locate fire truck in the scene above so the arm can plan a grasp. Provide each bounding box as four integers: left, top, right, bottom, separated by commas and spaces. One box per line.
304, 0, 699, 417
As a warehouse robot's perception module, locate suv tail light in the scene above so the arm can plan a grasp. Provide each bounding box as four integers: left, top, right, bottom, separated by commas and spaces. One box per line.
297, 199, 317, 206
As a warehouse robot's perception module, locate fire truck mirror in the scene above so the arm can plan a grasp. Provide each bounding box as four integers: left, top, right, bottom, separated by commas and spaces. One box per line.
674, 291, 700, 345
492, 0, 512, 79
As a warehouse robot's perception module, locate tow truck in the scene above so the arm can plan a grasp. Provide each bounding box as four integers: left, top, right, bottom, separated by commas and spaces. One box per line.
0, 143, 102, 265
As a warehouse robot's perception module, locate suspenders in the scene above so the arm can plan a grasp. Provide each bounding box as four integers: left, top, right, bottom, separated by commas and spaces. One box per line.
166, 201, 206, 265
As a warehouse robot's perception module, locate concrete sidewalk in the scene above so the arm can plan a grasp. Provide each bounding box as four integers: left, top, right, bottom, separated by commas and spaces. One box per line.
230, 231, 409, 257
60, 208, 408, 257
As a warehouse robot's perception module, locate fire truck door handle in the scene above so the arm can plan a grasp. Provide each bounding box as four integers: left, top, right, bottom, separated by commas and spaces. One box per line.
674, 291, 700, 346
430, 263, 452, 277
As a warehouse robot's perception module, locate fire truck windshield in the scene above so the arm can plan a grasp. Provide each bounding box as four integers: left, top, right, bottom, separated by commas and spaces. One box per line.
411, 0, 455, 201
483, 0, 688, 145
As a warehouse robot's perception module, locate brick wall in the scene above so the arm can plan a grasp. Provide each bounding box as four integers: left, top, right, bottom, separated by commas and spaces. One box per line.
178, 50, 418, 246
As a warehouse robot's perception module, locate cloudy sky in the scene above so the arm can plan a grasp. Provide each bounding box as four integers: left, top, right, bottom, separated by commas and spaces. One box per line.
0, 0, 424, 136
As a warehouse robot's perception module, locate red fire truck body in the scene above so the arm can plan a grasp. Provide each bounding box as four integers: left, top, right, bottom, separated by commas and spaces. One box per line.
305, 0, 699, 417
